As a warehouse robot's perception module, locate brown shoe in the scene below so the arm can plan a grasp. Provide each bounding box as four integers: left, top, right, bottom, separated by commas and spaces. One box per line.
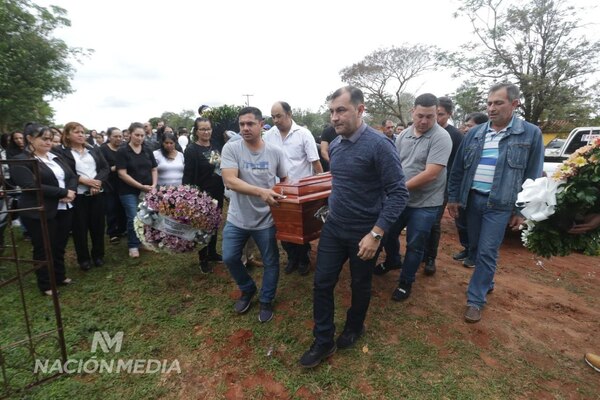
464, 305, 481, 323
584, 353, 600, 372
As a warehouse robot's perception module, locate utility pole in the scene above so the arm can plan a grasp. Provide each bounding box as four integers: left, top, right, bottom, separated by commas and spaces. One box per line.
242, 94, 253, 106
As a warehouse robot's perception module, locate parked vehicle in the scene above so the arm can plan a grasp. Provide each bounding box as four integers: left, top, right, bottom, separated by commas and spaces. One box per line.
543, 127, 600, 176
544, 138, 566, 157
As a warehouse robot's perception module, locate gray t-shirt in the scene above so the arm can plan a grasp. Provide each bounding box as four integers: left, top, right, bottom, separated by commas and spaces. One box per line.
221, 139, 287, 230
395, 124, 452, 208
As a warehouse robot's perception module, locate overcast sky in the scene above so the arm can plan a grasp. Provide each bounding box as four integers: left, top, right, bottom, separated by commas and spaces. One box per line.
40, 0, 599, 131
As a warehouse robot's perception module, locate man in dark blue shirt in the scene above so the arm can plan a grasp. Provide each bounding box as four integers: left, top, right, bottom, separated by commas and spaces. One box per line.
299, 86, 409, 368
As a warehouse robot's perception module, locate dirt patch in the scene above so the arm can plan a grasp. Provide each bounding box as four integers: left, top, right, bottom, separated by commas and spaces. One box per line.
174, 214, 599, 399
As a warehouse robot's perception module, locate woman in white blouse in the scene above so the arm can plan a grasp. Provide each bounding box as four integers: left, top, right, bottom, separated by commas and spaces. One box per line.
153, 132, 184, 187
10, 124, 77, 296
57, 122, 109, 271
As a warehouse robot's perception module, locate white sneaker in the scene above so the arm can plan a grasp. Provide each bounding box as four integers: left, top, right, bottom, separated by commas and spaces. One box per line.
128, 248, 139, 258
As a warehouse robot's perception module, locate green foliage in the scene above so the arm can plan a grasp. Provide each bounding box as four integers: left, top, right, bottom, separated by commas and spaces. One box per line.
290, 107, 330, 138
153, 109, 196, 131
340, 44, 439, 126
451, 81, 487, 125
448, 0, 600, 126
0, 0, 92, 132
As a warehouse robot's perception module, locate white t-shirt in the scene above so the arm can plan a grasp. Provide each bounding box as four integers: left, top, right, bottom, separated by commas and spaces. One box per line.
153, 150, 184, 186
263, 121, 319, 181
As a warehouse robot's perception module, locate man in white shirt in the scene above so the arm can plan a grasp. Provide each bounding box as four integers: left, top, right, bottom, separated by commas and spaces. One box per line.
264, 101, 323, 276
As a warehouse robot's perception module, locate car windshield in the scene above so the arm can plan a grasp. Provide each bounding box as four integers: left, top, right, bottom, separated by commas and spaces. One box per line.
545, 138, 565, 149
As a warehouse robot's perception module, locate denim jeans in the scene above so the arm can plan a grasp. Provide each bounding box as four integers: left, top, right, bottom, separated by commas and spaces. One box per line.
386, 206, 441, 285
465, 191, 512, 308
119, 193, 141, 249
222, 222, 280, 304
313, 220, 379, 346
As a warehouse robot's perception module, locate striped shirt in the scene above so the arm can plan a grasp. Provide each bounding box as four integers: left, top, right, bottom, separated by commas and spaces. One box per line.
471, 122, 511, 193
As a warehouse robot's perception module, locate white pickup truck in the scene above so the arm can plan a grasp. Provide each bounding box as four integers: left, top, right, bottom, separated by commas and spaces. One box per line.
543, 127, 600, 176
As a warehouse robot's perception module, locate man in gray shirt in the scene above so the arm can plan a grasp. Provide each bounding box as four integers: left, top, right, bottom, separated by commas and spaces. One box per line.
376, 93, 452, 301
221, 107, 287, 323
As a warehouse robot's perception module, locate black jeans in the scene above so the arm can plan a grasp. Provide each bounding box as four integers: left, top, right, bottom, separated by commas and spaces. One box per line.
105, 190, 126, 237
281, 241, 311, 265
313, 220, 377, 346
21, 209, 73, 292
72, 194, 105, 264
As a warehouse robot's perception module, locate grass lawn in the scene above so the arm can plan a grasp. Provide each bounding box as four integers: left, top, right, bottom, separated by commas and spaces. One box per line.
1, 227, 598, 399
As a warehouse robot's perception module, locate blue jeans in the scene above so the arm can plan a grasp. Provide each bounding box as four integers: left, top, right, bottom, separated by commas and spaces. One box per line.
119, 193, 141, 249
386, 206, 441, 285
313, 220, 379, 346
222, 222, 280, 304
466, 191, 512, 308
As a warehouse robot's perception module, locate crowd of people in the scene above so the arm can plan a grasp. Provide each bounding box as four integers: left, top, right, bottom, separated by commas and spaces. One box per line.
1, 83, 599, 372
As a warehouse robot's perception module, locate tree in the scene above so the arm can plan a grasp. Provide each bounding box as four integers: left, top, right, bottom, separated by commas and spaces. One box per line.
291, 107, 330, 139
447, 0, 600, 126
0, 0, 91, 132
340, 44, 439, 126
451, 80, 488, 124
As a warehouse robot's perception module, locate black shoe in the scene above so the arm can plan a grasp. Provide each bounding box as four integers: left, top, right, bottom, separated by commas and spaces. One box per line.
258, 302, 274, 323
453, 249, 468, 261
109, 236, 120, 244
392, 282, 412, 301
298, 261, 311, 276
424, 259, 436, 276
463, 257, 475, 268
198, 251, 212, 273
79, 261, 91, 271
336, 326, 365, 350
299, 342, 337, 368
199, 259, 212, 274
234, 289, 256, 314
207, 253, 222, 262
373, 262, 401, 276
284, 260, 298, 274
93, 258, 104, 267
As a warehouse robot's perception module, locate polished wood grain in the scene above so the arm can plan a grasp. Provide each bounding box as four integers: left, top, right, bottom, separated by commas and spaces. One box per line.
270, 173, 331, 244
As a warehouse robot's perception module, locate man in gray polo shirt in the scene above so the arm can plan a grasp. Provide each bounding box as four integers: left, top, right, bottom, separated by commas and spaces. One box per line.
379, 93, 452, 301
221, 106, 287, 323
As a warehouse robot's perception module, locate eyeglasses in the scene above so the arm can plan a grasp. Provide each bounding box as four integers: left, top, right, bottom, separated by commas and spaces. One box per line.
196, 128, 212, 132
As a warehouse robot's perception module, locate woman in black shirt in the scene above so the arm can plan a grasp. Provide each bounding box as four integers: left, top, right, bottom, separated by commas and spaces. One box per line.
183, 118, 224, 273
116, 122, 157, 258
100, 127, 127, 243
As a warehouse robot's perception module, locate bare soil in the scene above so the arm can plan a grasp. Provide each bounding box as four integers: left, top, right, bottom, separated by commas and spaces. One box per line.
174, 214, 600, 399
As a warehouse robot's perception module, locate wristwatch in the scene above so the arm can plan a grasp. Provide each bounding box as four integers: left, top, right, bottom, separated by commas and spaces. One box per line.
370, 231, 383, 241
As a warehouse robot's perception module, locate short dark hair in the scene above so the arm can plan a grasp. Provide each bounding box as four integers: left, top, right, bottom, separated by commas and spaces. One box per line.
489, 82, 520, 101
238, 107, 262, 121
438, 96, 453, 114
382, 119, 393, 126
329, 86, 364, 106
465, 112, 489, 125
414, 93, 439, 108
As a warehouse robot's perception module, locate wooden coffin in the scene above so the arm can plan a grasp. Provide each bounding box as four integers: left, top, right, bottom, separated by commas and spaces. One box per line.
270, 173, 332, 244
